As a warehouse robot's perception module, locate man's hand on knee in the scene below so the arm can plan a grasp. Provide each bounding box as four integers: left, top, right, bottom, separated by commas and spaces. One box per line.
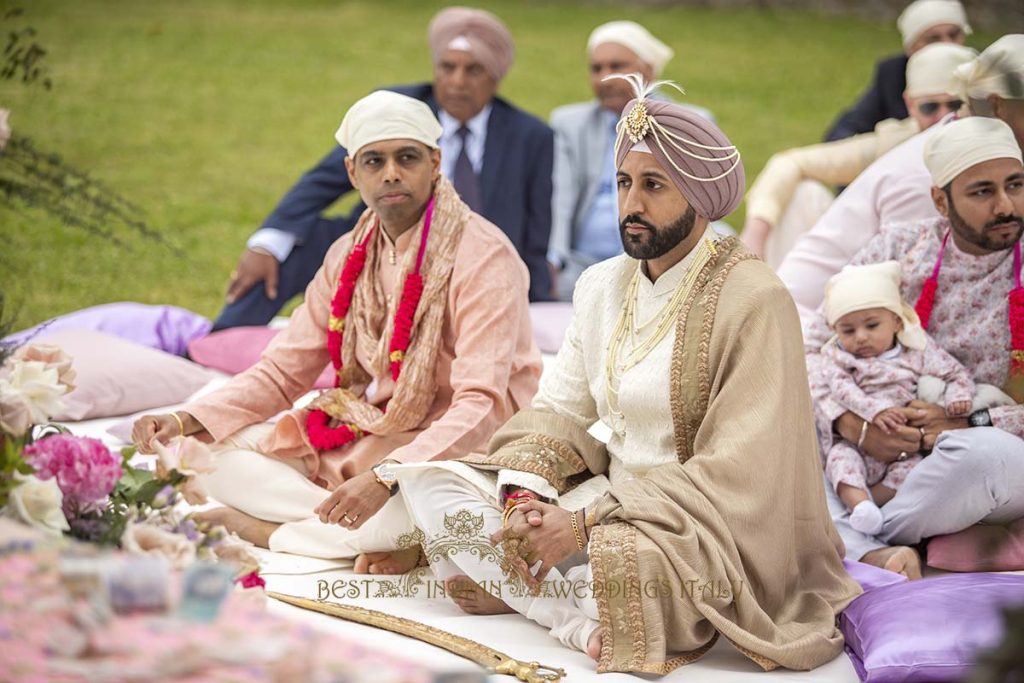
225, 248, 279, 304
315, 471, 390, 530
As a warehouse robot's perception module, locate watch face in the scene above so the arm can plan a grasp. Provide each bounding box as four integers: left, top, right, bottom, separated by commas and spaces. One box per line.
374, 465, 397, 485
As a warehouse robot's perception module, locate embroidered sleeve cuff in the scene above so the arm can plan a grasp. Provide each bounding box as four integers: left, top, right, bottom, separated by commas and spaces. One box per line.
988, 405, 1024, 439
497, 469, 558, 503
247, 228, 296, 262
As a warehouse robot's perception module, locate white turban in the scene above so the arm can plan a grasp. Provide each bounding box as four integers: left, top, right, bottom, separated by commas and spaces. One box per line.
897, 0, 971, 50
923, 116, 1022, 188
335, 91, 443, 157
587, 21, 674, 76
905, 43, 977, 98
824, 261, 927, 351
952, 34, 1024, 102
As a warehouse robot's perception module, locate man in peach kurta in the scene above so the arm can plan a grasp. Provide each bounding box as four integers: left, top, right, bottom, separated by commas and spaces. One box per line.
133, 91, 541, 559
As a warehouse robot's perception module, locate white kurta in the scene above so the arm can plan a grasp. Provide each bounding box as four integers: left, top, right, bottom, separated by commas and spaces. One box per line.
497, 227, 721, 499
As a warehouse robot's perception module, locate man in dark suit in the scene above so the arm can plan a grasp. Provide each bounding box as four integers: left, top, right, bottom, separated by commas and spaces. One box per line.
216, 7, 553, 329
824, 0, 970, 142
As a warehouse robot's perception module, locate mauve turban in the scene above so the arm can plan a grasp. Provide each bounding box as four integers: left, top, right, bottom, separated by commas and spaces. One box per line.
614, 83, 745, 221
428, 7, 515, 82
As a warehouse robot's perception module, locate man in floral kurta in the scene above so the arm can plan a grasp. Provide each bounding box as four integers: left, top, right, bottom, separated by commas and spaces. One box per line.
805, 116, 1024, 577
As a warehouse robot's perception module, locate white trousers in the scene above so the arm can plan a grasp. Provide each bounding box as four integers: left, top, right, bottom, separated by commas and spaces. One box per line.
398, 466, 601, 653
763, 180, 834, 270
198, 424, 415, 558
828, 427, 1024, 560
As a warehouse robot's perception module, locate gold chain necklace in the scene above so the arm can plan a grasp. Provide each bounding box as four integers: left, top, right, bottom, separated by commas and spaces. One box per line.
604, 238, 717, 423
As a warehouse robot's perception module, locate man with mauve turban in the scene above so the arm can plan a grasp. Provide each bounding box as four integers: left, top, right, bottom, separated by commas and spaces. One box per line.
214, 6, 554, 330
358, 75, 860, 674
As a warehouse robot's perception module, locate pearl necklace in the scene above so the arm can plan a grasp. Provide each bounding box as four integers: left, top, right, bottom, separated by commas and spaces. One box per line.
604, 238, 717, 425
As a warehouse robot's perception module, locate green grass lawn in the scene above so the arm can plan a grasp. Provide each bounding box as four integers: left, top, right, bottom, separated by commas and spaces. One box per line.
0, 0, 998, 329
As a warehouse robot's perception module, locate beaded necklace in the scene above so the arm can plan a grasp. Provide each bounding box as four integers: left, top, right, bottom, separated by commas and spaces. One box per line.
605, 238, 716, 424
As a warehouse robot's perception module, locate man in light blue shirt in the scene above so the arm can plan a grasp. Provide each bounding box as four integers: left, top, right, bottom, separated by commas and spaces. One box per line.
548, 21, 715, 301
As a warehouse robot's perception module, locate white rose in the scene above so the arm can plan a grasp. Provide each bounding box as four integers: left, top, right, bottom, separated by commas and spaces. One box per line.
0, 360, 67, 424
7, 473, 70, 536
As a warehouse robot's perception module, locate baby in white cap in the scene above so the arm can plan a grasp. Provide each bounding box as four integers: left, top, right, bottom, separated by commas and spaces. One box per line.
820, 260, 975, 534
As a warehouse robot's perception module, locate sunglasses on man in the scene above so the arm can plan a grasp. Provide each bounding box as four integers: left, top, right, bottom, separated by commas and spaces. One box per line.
918, 99, 963, 116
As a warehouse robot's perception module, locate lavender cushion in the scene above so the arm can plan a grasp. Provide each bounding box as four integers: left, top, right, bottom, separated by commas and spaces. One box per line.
187, 327, 334, 389
927, 520, 1024, 573
840, 573, 1024, 682
842, 559, 908, 592
3, 302, 211, 357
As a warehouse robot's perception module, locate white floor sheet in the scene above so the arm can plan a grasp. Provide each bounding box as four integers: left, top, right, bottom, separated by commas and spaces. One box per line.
62, 374, 860, 683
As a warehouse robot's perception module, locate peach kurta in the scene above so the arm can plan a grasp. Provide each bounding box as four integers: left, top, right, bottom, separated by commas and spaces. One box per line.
186, 211, 542, 489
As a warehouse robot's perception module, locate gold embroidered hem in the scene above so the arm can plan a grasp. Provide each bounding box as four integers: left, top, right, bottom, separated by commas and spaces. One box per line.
465, 238, 862, 672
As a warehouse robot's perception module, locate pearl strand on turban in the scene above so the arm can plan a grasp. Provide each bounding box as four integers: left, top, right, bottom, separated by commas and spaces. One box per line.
610, 73, 744, 222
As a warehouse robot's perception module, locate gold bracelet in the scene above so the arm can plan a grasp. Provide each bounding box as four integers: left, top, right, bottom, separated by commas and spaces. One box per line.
856, 418, 869, 449
502, 501, 526, 527
170, 411, 185, 437
570, 509, 585, 551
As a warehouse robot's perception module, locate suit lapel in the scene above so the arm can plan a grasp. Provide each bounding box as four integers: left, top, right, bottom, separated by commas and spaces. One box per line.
480, 100, 509, 211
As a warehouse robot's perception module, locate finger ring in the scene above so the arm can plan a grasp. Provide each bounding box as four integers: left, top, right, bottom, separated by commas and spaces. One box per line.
341, 513, 354, 525
897, 451, 909, 462
351, 513, 360, 522
919, 427, 925, 437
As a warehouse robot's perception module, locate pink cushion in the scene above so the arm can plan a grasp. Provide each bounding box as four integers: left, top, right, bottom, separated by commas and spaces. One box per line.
37, 330, 218, 421
529, 302, 573, 354
187, 327, 333, 389
927, 519, 1024, 572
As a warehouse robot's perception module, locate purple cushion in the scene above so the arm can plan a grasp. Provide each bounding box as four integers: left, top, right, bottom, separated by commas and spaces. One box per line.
840, 573, 1024, 682
187, 327, 334, 389
529, 302, 573, 354
3, 302, 211, 357
842, 559, 908, 592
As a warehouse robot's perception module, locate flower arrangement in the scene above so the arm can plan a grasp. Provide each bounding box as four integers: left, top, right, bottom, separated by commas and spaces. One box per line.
0, 340, 259, 577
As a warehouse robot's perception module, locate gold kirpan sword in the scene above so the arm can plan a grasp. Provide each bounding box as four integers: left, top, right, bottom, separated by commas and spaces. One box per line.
268, 591, 566, 683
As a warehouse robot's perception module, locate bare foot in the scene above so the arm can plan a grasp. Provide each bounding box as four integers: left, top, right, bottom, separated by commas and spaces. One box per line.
587, 628, 603, 661
353, 546, 422, 575
194, 507, 279, 548
444, 575, 515, 615
861, 545, 923, 580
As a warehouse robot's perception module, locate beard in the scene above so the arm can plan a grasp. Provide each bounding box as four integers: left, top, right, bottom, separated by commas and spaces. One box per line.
619, 207, 697, 260
948, 196, 1024, 252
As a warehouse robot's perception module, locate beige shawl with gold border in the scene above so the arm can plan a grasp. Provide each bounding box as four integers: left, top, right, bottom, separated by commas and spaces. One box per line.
462, 237, 861, 674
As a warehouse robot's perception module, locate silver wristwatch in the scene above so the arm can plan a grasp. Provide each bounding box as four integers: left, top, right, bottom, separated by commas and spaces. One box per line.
371, 462, 399, 496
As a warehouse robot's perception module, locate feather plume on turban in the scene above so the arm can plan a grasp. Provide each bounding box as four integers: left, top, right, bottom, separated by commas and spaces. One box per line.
611, 74, 744, 221
428, 7, 515, 82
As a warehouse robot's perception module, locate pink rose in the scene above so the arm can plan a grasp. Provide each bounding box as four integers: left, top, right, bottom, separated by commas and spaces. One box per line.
213, 531, 260, 574
24, 435, 122, 510
151, 437, 215, 505
236, 571, 266, 589
121, 522, 196, 569
14, 343, 76, 392
152, 436, 215, 478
